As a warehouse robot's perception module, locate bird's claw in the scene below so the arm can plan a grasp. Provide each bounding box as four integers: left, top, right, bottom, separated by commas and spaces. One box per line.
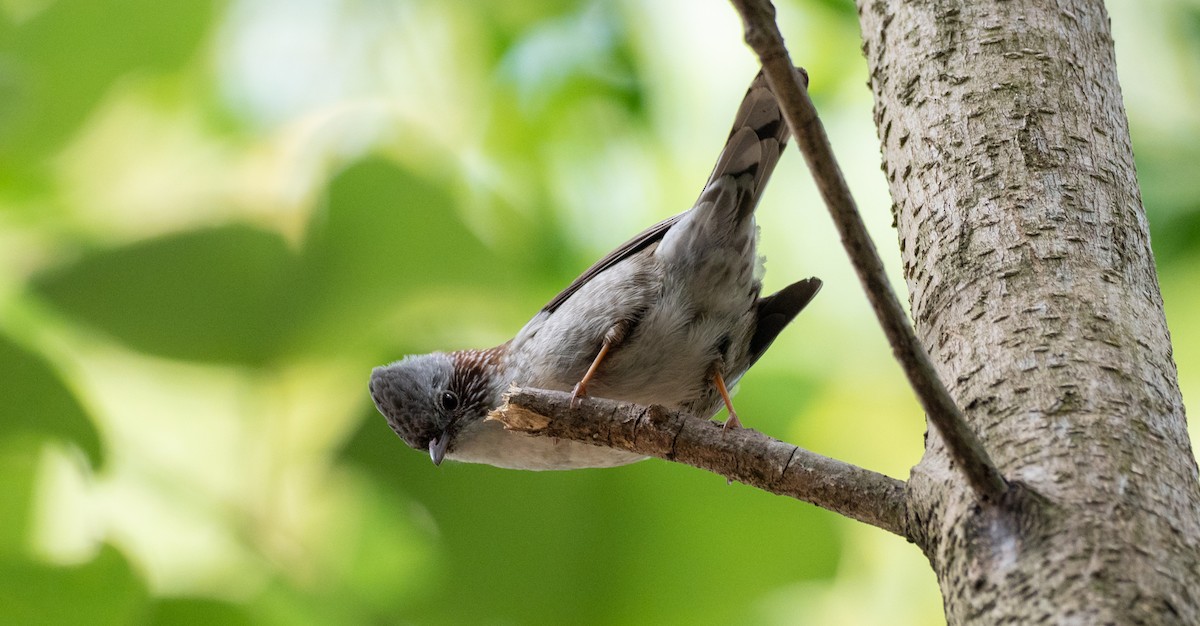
570, 382, 588, 408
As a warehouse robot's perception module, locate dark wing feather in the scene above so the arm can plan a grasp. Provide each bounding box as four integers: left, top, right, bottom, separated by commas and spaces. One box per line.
541, 213, 685, 314
748, 277, 823, 365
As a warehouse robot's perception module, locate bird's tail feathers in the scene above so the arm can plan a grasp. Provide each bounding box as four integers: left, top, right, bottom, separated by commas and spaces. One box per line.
700, 68, 805, 216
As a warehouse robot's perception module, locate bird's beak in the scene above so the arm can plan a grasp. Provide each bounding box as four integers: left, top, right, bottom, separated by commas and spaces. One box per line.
429, 431, 450, 466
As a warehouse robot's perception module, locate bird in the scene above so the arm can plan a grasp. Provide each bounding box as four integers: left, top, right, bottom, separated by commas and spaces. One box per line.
369, 68, 821, 470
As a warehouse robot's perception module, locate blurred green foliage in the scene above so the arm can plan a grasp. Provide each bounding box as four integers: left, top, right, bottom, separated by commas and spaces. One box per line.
0, 0, 218, 189
1, 0, 1196, 624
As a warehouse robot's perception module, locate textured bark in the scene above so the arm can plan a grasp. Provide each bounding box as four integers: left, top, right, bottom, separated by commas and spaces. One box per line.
856, 0, 1200, 623
730, 0, 1007, 502
492, 387, 908, 536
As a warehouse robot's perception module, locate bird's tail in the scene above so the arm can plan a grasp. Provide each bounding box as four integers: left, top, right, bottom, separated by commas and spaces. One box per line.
698, 67, 803, 221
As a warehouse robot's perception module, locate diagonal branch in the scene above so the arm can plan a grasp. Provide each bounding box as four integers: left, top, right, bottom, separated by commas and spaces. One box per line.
491, 387, 909, 538
728, 0, 1008, 502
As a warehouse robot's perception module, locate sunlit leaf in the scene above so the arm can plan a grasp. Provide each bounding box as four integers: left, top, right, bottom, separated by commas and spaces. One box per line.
0, 0, 218, 174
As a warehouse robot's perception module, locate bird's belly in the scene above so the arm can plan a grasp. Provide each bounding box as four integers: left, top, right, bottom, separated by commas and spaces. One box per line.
508, 247, 757, 415
588, 303, 754, 410
449, 418, 646, 470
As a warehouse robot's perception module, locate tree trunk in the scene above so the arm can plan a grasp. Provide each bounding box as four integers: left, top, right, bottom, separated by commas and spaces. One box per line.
856, 0, 1200, 622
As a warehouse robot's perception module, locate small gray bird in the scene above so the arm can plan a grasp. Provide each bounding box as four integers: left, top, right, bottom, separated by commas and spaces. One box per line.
370, 69, 821, 470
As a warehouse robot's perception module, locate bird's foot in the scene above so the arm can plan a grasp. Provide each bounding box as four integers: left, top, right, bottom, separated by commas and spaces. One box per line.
570, 382, 588, 408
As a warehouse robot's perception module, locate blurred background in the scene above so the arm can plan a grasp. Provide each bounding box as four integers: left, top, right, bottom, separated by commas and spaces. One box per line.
1, 0, 1197, 624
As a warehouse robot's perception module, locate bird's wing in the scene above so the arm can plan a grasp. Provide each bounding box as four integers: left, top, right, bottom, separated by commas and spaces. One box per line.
540, 213, 684, 314
747, 277, 823, 364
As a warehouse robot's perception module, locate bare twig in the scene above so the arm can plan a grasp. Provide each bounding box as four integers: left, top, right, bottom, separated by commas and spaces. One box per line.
728, 0, 1008, 501
491, 388, 909, 538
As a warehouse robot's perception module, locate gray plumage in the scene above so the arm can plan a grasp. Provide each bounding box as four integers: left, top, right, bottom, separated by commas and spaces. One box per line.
370, 68, 821, 470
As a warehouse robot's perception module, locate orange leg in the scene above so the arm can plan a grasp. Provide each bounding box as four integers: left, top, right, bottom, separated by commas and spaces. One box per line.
571, 341, 612, 407
713, 370, 742, 431
571, 321, 630, 407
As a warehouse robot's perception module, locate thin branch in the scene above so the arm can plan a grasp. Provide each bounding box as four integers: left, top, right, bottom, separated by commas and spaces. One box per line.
728, 0, 1009, 501
491, 387, 909, 538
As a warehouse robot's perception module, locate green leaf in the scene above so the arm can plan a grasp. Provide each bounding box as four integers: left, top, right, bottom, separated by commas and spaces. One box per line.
31, 225, 303, 365
147, 597, 254, 626
0, 545, 148, 625
0, 335, 103, 467
0, 437, 40, 556
297, 157, 498, 347
0, 0, 218, 173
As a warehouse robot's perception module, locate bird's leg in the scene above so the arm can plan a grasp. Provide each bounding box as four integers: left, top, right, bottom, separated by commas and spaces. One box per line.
571, 319, 632, 407
712, 369, 742, 431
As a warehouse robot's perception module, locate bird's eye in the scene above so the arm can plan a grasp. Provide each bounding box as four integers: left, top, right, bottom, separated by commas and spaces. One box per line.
439, 391, 459, 413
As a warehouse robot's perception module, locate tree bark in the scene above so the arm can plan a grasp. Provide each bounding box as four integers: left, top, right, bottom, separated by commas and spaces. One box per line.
491, 387, 908, 535
856, 0, 1200, 623
729, 0, 1008, 502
